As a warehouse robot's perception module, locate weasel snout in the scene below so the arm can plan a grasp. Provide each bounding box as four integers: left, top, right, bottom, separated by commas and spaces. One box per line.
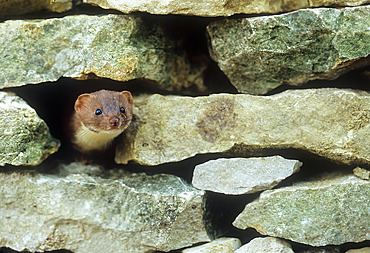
109, 117, 120, 127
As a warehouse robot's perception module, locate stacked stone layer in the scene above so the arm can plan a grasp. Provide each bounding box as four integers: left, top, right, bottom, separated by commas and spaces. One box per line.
0, 1, 369, 252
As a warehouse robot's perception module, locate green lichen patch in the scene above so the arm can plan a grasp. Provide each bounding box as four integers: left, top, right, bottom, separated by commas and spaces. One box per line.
0, 163, 211, 252
0, 92, 60, 166
116, 89, 370, 166
207, 6, 370, 94
0, 15, 206, 92
233, 174, 370, 246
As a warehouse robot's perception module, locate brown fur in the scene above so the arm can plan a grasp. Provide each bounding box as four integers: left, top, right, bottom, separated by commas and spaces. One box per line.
69, 89, 133, 153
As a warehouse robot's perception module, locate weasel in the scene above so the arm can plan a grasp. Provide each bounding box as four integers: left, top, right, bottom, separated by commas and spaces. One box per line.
69, 89, 133, 153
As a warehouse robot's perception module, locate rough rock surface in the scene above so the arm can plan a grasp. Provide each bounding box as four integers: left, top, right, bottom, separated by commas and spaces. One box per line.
0, 92, 60, 166
353, 167, 370, 180
235, 237, 294, 253
182, 237, 241, 253
192, 156, 302, 195
300, 248, 340, 253
233, 174, 370, 246
346, 248, 370, 253
116, 89, 370, 166
0, 0, 72, 19
0, 14, 206, 92
0, 163, 211, 253
82, 0, 370, 17
207, 6, 370, 95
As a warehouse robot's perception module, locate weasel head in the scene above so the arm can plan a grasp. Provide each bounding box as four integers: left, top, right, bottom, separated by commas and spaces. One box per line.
74, 89, 134, 134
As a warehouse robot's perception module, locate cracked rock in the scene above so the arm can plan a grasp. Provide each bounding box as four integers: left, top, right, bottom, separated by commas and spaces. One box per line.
0, 0, 72, 19
207, 6, 370, 94
0, 163, 212, 253
235, 237, 294, 253
182, 237, 241, 253
116, 89, 370, 166
192, 156, 302, 195
0, 91, 60, 166
0, 14, 206, 92
233, 174, 370, 246
82, 0, 370, 17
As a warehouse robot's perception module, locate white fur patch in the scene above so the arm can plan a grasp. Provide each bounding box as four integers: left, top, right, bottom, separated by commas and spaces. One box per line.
73, 124, 124, 152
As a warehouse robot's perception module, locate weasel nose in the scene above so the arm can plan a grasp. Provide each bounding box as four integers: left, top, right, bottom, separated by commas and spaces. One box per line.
109, 117, 120, 126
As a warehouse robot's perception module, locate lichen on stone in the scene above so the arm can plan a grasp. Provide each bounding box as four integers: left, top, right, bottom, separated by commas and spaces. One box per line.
0, 92, 60, 166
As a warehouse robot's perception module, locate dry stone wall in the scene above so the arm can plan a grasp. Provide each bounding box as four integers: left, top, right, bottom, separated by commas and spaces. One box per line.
0, 1, 369, 253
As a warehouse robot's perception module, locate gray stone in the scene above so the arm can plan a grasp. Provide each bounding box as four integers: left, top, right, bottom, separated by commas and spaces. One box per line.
353, 167, 370, 180
300, 248, 340, 253
115, 89, 370, 166
82, 0, 370, 17
346, 248, 370, 253
0, 91, 60, 166
182, 237, 241, 253
233, 174, 370, 246
0, 163, 211, 253
0, 14, 206, 92
0, 0, 72, 19
192, 156, 302, 195
235, 237, 294, 253
207, 6, 370, 95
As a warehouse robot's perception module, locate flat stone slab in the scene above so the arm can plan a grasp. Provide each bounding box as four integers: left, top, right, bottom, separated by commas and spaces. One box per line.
0, 14, 206, 92
0, 91, 60, 166
346, 248, 370, 253
207, 6, 370, 94
0, 163, 211, 253
233, 174, 370, 246
192, 156, 302, 195
82, 0, 370, 17
182, 237, 241, 253
235, 237, 294, 253
116, 89, 370, 166
0, 0, 72, 19
353, 167, 370, 180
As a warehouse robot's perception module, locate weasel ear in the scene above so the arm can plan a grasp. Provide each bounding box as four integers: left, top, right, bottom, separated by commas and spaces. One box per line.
74, 94, 92, 112
120, 91, 133, 105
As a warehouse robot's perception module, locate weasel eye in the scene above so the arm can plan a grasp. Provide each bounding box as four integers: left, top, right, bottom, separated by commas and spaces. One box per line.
120, 107, 125, 114
95, 109, 102, 116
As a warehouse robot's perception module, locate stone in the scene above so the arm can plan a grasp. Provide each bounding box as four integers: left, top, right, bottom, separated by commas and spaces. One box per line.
301, 249, 340, 253
0, 163, 212, 253
346, 248, 370, 253
82, 0, 370, 17
207, 6, 370, 95
0, 0, 72, 19
182, 237, 241, 253
300, 247, 340, 253
0, 91, 60, 166
235, 237, 294, 253
0, 14, 206, 92
115, 89, 370, 166
233, 174, 370, 246
353, 167, 370, 180
192, 156, 302, 195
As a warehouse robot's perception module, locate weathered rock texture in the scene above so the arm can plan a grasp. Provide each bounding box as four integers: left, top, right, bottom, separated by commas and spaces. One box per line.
0, 92, 60, 166
0, 0, 72, 19
0, 14, 206, 92
207, 6, 370, 95
235, 237, 294, 253
182, 237, 241, 253
346, 248, 370, 253
82, 0, 370, 17
301, 248, 340, 253
0, 163, 211, 253
116, 89, 370, 166
353, 167, 370, 180
233, 174, 370, 246
192, 156, 302, 195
